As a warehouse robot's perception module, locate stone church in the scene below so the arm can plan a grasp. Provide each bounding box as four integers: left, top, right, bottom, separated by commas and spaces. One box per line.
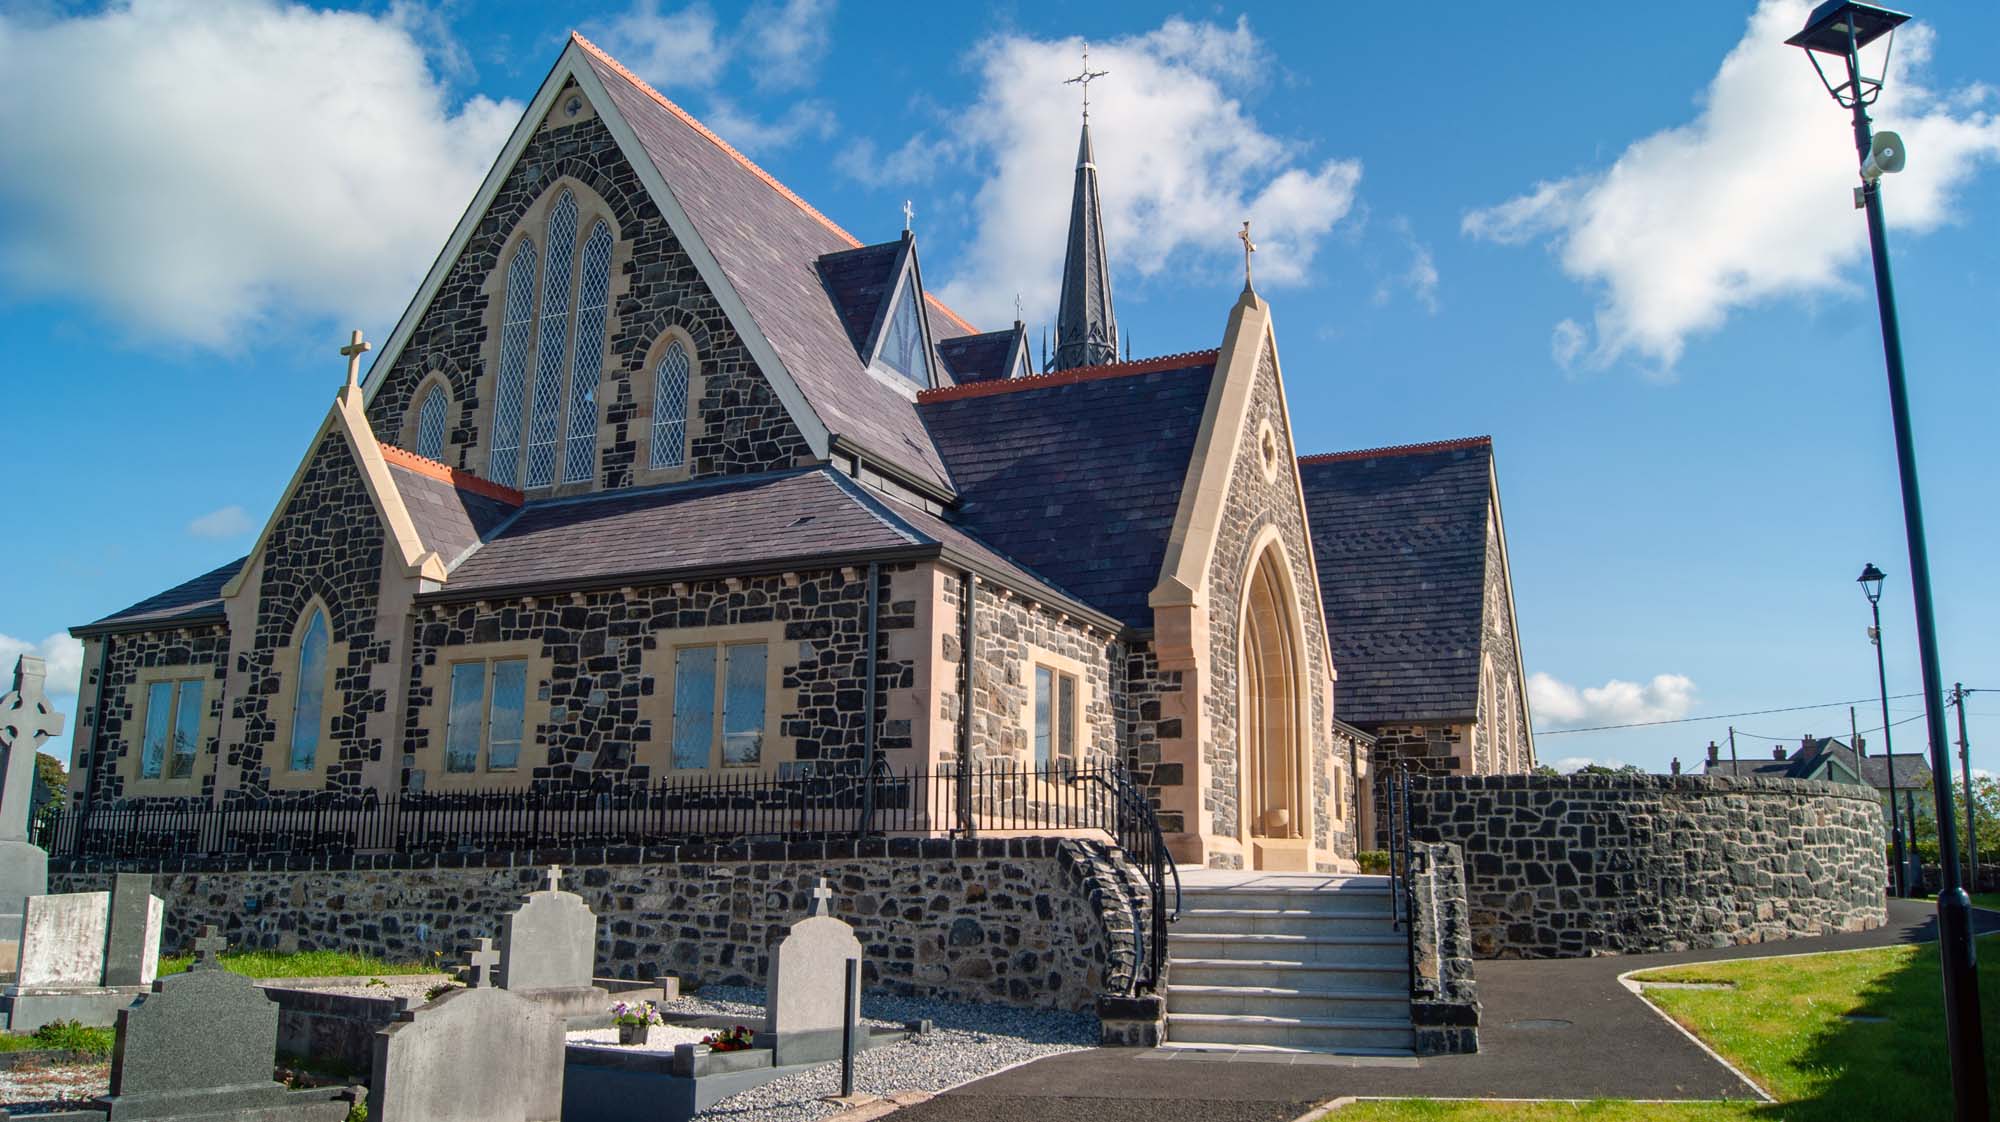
63, 34, 1533, 871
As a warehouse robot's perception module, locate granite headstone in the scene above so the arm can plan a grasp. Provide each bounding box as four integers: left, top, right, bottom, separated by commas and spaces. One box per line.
761, 878, 863, 1066
498, 865, 607, 1020
370, 939, 564, 1122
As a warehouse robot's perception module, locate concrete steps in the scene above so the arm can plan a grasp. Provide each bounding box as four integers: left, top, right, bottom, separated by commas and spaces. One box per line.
1165, 872, 1412, 1055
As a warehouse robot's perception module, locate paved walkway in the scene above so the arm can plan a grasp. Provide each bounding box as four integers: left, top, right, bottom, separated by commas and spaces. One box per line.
886, 899, 1994, 1122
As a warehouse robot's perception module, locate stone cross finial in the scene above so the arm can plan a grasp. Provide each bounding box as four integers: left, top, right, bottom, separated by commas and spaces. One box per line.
467, 938, 500, 988
545, 865, 563, 893
1063, 41, 1109, 120
1238, 220, 1257, 292
810, 877, 834, 917
1, 655, 66, 843
902, 199, 914, 232
191, 925, 227, 971
339, 329, 372, 389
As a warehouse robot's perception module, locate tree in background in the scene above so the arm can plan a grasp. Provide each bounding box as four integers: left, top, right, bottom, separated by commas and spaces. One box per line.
1910, 776, 1999, 868
33, 751, 66, 811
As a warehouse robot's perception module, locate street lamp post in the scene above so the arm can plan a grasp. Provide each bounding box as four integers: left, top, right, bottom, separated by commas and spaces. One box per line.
1789, 5, 1987, 1116
1857, 563, 1905, 898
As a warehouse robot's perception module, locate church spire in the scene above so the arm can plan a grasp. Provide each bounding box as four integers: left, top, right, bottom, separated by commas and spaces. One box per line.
1052, 44, 1117, 372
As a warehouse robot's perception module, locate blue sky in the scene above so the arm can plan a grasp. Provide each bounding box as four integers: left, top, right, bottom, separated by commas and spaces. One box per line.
2, 0, 1996, 777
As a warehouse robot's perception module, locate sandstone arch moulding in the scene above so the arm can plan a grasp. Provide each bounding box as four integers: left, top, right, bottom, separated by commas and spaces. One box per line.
1237, 529, 1313, 870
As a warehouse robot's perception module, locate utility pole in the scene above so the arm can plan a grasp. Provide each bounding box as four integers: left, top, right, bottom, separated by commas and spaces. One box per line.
1954, 684, 1976, 888
1728, 726, 1739, 770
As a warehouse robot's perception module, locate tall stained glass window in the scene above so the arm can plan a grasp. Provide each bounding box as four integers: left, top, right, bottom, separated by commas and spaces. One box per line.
290, 609, 329, 772
415, 387, 448, 461
650, 340, 689, 470
489, 239, 538, 487
525, 191, 578, 488
564, 220, 613, 483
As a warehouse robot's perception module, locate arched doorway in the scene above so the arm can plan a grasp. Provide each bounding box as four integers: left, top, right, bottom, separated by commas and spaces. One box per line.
1241, 544, 1308, 869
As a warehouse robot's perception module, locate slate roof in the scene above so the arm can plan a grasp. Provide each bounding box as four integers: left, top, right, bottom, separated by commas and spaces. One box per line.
577, 37, 973, 494
1297, 437, 1495, 726
916, 353, 1221, 629
936, 328, 1025, 384
384, 459, 520, 568
439, 468, 919, 595
77, 557, 241, 634
817, 241, 905, 361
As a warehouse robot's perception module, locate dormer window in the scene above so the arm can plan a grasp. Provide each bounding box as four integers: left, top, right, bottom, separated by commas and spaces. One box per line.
877, 271, 932, 388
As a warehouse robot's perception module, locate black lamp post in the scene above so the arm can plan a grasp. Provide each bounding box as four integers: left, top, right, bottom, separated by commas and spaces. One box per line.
1790, 6, 1987, 1116
1857, 562, 1906, 897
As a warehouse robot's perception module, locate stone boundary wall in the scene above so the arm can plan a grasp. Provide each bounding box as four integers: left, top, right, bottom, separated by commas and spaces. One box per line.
1408, 775, 1886, 958
1407, 841, 1478, 1055
49, 837, 1145, 1012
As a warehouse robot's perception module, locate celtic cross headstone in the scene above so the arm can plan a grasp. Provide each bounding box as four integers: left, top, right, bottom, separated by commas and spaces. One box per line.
1, 654, 66, 843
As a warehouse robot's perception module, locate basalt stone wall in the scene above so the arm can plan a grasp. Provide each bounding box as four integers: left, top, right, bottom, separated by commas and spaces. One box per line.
50, 836, 1145, 1012
1408, 774, 1886, 958
1407, 841, 1478, 1055
82, 624, 231, 803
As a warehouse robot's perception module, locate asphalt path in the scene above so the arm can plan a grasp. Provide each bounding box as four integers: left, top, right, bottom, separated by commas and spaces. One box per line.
886, 898, 1994, 1121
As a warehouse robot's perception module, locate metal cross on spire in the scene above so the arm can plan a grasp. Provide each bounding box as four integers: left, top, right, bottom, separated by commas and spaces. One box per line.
902, 199, 914, 232
1064, 41, 1109, 119
339, 329, 371, 390
1238, 220, 1257, 292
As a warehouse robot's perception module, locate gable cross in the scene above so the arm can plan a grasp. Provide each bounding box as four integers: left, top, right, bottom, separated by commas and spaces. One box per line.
810, 877, 834, 917
545, 864, 564, 893
339, 329, 372, 390
1, 655, 65, 843
902, 200, 914, 233
467, 938, 500, 988
191, 925, 227, 971
1064, 41, 1109, 119
1238, 220, 1257, 292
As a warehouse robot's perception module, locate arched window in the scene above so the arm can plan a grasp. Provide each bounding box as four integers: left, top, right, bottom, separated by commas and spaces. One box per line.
489, 187, 616, 490
414, 385, 449, 461
564, 219, 614, 483
490, 239, 538, 487
290, 608, 329, 772
650, 339, 690, 470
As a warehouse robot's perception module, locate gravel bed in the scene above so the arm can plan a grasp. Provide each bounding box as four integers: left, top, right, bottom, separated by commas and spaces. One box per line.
258, 975, 448, 1000
0, 1058, 110, 1114
668, 986, 1095, 1122
569, 1024, 717, 1054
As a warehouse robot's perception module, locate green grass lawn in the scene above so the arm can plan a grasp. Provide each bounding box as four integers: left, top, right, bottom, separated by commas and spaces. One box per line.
156, 948, 436, 979
1331, 935, 2000, 1121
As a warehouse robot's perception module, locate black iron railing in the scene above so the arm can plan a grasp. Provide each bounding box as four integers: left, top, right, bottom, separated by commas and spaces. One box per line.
38, 763, 1122, 858
1089, 767, 1181, 994
1385, 762, 1416, 982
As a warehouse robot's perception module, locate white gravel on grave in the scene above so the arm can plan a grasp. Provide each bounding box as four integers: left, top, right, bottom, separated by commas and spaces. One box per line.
0, 1059, 111, 1113
257, 975, 449, 1001
568, 1024, 717, 1053
664, 985, 1095, 1122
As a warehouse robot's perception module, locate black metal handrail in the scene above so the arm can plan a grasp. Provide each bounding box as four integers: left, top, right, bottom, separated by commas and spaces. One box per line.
1089, 767, 1181, 994
1386, 762, 1416, 983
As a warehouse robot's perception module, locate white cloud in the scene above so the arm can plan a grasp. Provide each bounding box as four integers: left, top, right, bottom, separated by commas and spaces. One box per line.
187, 504, 255, 539
1463, 0, 2000, 370
744, 0, 834, 92
0, 633, 85, 700
920, 18, 1362, 328
1374, 217, 1438, 313
1550, 318, 1587, 370
1529, 671, 1698, 730
597, 0, 730, 88
0, 0, 519, 349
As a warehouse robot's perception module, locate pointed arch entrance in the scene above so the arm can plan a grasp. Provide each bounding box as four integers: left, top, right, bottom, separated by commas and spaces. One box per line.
1240, 540, 1310, 870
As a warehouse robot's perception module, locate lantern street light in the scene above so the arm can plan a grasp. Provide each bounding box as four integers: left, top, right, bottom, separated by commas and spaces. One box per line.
1790, 5, 1987, 1116
1856, 563, 1906, 897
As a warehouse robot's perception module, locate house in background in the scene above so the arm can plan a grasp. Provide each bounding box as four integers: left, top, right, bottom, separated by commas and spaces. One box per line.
1702, 734, 1931, 816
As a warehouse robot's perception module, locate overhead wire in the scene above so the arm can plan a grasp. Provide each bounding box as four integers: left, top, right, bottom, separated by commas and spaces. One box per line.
1533, 691, 1924, 736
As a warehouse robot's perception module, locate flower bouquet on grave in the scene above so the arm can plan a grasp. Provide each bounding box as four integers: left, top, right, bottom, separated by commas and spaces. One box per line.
701, 1025, 755, 1052
612, 1000, 662, 1046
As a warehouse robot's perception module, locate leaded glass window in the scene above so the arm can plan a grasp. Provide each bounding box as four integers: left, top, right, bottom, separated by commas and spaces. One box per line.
171, 681, 203, 779
138, 679, 204, 782
490, 239, 538, 487
877, 271, 931, 388
650, 340, 689, 470
415, 386, 448, 461
443, 657, 529, 774
525, 191, 578, 488
1033, 664, 1078, 770
290, 609, 329, 772
563, 220, 614, 483
671, 641, 768, 769
141, 681, 173, 780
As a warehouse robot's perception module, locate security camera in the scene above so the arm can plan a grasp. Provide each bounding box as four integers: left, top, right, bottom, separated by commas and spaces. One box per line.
1862, 131, 1906, 182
